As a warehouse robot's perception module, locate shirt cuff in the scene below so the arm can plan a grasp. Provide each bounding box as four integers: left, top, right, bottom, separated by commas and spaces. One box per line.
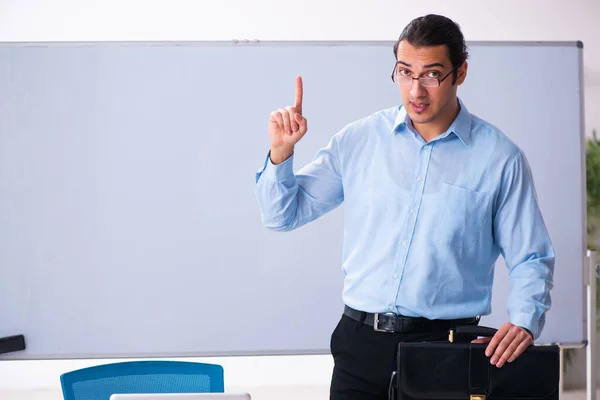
255, 150, 294, 183
510, 312, 538, 340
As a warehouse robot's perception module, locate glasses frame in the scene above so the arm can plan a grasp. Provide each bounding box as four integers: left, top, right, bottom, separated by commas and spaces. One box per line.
391, 63, 458, 88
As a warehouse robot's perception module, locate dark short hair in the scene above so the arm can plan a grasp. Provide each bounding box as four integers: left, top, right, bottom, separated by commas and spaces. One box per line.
393, 14, 468, 84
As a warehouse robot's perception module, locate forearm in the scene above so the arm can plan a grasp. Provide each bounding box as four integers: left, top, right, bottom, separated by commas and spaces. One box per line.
255, 140, 344, 232
255, 152, 300, 231
506, 253, 554, 339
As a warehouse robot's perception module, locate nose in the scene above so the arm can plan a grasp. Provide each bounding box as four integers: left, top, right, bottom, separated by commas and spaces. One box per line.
409, 78, 427, 99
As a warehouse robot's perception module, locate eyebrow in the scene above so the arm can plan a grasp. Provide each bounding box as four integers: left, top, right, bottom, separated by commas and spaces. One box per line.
397, 60, 445, 69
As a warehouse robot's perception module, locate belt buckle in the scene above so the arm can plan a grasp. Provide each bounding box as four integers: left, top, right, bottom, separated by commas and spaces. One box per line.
374, 312, 397, 333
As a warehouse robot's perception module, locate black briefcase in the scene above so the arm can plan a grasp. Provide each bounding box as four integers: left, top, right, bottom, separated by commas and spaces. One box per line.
390, 325, 560, 400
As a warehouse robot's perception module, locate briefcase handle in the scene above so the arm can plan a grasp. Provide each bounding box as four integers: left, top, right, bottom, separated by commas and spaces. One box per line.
448, 325, 498, 343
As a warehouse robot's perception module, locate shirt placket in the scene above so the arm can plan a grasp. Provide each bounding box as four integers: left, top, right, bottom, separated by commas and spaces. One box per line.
389, 142, 434, 312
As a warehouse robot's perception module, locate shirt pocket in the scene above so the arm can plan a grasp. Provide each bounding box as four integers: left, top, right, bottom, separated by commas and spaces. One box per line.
432, 182, 491, 249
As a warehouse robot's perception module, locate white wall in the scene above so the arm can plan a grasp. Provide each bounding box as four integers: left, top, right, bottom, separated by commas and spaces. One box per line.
1, 0, 599, 135
0, 0, 599, 395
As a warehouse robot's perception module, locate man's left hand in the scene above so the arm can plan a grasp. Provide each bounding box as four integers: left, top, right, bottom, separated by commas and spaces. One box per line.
471, 322, 533, 368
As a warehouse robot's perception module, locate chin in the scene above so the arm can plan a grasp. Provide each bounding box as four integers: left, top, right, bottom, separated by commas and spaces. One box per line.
408, 112, 435, 125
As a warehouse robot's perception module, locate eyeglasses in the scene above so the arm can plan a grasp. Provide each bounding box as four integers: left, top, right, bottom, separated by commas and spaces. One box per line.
391, 64, 457, 88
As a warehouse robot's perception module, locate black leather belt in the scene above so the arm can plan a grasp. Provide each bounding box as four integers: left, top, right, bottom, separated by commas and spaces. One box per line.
344, 305, 479, 333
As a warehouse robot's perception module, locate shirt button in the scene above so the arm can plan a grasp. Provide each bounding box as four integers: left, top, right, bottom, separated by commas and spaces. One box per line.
402, 241, 407, 247
417, 176, 422, 181
389, 305, 394, 311
409, 209, 415, 214
393, 274, 399, 279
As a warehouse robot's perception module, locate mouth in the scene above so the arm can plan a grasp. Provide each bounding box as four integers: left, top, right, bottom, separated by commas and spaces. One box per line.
410, 102, 430, 114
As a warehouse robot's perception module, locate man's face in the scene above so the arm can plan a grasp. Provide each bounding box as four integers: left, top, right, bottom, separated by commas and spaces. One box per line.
394, 41, 467, 127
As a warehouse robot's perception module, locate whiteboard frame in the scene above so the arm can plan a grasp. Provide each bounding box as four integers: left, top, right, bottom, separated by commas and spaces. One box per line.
0, 40, 588, 360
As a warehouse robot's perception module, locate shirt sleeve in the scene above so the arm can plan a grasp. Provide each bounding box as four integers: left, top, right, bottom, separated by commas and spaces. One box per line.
254, 134, 344, 232
493, 151, 555, 340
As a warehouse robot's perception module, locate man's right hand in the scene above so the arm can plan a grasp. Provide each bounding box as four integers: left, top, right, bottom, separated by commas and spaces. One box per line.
268, 76, 308, 165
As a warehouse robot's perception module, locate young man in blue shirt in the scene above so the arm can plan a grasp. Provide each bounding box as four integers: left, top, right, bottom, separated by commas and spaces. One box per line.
255, 14, 554, 400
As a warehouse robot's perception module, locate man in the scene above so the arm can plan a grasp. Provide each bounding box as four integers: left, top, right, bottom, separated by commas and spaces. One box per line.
254, 14, 554, 400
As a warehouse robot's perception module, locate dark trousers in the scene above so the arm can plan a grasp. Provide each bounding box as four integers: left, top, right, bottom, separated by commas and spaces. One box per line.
329, 314, 475, 400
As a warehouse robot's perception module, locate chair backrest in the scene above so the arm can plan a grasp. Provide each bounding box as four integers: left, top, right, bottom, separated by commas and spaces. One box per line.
60, 361, 224, 400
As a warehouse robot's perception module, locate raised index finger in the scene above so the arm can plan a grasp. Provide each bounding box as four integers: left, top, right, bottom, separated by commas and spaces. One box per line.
295, 76, 303, 115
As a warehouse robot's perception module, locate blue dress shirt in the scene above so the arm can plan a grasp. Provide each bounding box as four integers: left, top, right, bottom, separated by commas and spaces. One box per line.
254, 99, 554, 339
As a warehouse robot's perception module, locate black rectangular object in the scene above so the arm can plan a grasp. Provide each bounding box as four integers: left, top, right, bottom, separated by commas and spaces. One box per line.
393, 327, 559, 400
0, 335, 26, 355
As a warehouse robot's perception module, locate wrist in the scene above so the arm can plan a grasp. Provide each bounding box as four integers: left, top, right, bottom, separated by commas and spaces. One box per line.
270, 146, 294, 165
521, 326, 534, 340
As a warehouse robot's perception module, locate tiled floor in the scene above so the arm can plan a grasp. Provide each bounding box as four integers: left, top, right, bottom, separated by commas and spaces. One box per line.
563, 389, 597, 400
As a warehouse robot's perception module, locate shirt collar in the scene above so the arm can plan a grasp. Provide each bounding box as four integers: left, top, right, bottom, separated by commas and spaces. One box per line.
391, 98, 472, 147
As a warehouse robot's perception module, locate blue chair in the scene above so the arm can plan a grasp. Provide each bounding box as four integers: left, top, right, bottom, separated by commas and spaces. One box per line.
60, 360, 224, 400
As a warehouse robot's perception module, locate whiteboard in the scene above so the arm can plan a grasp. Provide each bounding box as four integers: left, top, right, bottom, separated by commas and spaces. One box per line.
0, 41, 586, 359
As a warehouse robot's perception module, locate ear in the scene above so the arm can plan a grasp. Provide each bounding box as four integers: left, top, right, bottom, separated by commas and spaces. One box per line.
456, 61, 468, 85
